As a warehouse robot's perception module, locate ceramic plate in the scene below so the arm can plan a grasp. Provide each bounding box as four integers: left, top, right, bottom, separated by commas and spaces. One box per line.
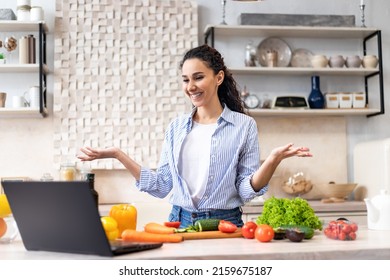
257, 37, 292, 67
290, 48, 313, 68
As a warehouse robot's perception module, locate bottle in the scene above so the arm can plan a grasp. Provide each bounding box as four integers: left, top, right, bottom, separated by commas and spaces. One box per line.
308, 75, 325, 109
86, 173, 99, 207
19, 36, 29, 64
27, 34, 36, 64
244, 41, 256, 67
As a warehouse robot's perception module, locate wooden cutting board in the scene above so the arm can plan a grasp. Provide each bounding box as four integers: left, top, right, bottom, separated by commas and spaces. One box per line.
176, 228, 243, 240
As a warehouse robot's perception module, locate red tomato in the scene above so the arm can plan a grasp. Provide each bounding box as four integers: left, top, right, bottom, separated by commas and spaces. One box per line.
350, 223, 358, 232
348, 231, 357, 240
255, 224, 274, 242
242, 221, 257, 239
338, 232, 347, 241
341, 224, 351, 234
218, 220, 238, 233
324, 227, 332, 238
330, 230, 338, 240
164, 221, 181, 228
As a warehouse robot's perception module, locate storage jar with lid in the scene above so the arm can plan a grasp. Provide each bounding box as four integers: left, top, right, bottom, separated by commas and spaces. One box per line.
60, 162, 76, 181
30, 6, 44, 21
17, 5, 31, 21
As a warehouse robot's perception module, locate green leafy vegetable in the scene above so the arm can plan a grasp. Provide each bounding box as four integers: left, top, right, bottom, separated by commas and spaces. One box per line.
256, 197, 323, 230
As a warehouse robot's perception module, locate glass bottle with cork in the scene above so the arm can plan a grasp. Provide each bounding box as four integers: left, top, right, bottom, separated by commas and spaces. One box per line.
86, 173, 99, 207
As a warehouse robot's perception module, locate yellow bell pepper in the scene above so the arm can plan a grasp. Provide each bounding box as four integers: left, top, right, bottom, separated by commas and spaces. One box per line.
109, 204, 137, 235
0, 194, 12, 218
100, 216, 119, 241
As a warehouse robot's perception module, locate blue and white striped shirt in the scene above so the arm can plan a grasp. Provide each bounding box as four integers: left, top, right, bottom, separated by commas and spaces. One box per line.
136, 105, 268, 212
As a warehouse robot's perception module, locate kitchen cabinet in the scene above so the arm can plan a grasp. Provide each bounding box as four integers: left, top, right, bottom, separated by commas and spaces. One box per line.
0, 21, 48, 118
204, 25, 383, 117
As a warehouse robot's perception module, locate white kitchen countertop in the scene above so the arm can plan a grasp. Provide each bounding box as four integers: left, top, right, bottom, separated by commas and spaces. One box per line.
0, 225, 389, 260
0, 201, 374, 260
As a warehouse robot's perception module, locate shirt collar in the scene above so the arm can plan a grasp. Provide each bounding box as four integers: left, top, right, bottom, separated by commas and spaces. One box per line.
183, 104, 238, 128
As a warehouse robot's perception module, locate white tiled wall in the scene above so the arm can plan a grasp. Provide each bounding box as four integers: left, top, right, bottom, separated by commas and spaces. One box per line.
53, 0, 197, 170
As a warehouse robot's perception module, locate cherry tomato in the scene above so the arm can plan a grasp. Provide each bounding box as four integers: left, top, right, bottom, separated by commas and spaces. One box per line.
324, 227, 332, 238
218, 220, 238, 233
255, 224, 274, 242
242, 221, 257, 239
338, 232, 347, 241
324, 220, 359, 241
330, 230, 338, 240
164, 221, 181, 228
348, 231, 357, 240
341, 223, 351, 234
350, 223, 358, 232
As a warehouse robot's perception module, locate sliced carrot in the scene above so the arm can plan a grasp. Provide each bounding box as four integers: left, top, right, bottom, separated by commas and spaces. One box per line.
121, 229, 183, 243
144, 222, 176, 234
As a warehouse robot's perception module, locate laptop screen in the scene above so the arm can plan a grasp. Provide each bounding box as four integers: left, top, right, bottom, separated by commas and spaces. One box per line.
3, 181, 122, 256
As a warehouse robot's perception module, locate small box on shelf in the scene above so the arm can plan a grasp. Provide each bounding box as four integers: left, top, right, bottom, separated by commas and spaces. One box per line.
352, 92, 366, 108
325, 93, 339, 109
339, 92, 353, 109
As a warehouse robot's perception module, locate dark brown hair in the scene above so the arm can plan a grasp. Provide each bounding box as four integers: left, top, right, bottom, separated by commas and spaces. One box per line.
180, 44, 245, 114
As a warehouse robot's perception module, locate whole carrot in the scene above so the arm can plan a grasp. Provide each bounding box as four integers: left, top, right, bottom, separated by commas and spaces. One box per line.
144, 222, 176, 234
121, 229, 183, 243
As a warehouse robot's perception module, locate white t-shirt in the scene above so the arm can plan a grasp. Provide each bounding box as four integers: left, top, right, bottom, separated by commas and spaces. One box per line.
178, 121, 217, 206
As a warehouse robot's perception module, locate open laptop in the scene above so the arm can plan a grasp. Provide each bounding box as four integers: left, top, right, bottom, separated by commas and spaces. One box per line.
1, 180, 163, 257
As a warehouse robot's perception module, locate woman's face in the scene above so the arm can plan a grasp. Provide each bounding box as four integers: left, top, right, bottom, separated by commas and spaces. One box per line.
181, 58, 223, 108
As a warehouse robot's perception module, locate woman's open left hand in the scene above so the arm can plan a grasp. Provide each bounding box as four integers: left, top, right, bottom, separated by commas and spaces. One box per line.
269, 143, 312, 163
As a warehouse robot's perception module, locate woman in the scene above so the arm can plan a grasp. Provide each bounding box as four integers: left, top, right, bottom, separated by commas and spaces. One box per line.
78, 44, 312, 227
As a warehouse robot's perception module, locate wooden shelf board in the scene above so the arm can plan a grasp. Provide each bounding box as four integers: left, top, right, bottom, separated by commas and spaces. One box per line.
248, 108, 380, 117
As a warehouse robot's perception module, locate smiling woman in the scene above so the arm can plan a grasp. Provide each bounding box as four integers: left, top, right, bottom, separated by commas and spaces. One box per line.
78, 44, 311, 229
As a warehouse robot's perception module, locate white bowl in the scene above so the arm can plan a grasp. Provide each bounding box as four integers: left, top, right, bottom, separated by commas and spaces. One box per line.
345, 55, 361, 68
328, 55, 345, 68
316, 183, 357, 199
311, 55, 328, 68
362, 55, 378, 68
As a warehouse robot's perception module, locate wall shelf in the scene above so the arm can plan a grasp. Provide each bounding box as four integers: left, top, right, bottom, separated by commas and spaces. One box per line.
247, 108, 380, 117
0, 64, 49, 73
204, 24, 384, 118
0, 21, 48, 118
229, 67, 379, 76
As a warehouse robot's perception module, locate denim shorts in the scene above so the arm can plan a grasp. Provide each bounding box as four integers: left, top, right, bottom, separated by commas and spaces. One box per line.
168, 205, 244, 228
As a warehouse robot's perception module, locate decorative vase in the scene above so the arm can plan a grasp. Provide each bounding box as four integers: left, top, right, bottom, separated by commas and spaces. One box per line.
308, 75, 325, 109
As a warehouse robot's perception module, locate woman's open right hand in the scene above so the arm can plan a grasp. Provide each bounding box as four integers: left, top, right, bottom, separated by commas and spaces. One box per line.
77, 146, 120, 161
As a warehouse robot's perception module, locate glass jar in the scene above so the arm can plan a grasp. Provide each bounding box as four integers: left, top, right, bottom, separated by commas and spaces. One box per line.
40, 173, 54, 181
0, 216, 19, 244
60, 162, 76, 181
